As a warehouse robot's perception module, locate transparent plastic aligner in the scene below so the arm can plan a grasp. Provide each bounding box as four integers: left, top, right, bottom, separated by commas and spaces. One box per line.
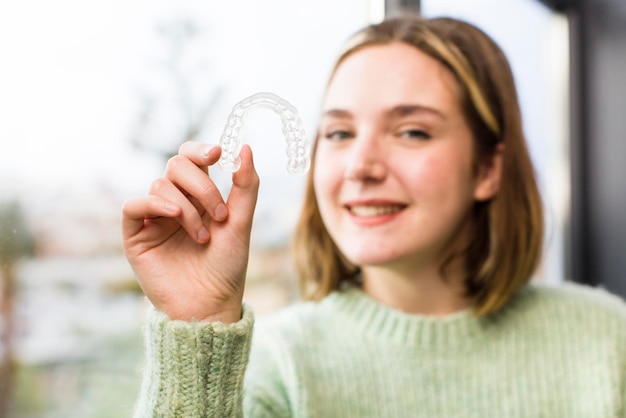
218, 92, 310, 175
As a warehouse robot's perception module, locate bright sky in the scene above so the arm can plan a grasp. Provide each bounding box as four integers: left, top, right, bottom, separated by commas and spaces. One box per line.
0, 0, 156, 194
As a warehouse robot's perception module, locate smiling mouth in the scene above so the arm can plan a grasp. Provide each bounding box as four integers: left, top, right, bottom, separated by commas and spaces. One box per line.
347, 204, 406, 217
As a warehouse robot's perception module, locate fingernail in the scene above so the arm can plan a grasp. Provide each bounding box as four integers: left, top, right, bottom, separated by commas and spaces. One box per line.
164, 202, 179, 213
202, 145, 214, 158
213, 203, 228, 221
197, 227, 210, 242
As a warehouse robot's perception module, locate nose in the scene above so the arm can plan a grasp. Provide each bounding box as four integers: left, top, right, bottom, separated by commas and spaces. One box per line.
344, 134, 387, 181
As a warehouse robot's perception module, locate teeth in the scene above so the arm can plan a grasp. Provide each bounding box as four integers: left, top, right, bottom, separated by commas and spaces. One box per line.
349, 205, 403, 217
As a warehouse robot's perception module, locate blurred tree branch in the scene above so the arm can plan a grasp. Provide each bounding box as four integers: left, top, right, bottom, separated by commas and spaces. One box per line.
129, 16, 225, 162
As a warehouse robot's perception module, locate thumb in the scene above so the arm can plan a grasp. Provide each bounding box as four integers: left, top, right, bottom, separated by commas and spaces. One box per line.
227, 145, 260, 227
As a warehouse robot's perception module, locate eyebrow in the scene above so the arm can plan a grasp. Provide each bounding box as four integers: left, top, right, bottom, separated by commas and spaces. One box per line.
321, 108, 353, 119
322, 104, 446, 120
389, 104, 445, 120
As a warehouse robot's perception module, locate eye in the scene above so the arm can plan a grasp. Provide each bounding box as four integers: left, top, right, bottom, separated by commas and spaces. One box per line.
324, 130, 354, 141
399, 129, 431, 140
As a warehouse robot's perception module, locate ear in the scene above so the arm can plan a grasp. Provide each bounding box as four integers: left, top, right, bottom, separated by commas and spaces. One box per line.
473, 143, 504, 201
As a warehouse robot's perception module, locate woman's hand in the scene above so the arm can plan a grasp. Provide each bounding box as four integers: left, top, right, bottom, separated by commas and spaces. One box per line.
122, 142, 259, 324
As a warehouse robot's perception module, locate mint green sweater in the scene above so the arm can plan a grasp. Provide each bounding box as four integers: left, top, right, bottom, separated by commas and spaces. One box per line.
134, 283, 626, 417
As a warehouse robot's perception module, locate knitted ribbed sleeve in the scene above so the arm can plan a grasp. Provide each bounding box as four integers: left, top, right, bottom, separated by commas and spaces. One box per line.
133, 306, 254, 418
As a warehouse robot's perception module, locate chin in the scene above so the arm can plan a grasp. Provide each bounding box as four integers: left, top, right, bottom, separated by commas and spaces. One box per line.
343, 251, 399, 267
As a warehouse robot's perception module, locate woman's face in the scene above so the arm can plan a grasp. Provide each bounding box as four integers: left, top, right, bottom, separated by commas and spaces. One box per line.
314, 42, 498, 273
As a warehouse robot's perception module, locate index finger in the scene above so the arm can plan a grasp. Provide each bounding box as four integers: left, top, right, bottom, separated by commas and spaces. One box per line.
177, 141, 222, 169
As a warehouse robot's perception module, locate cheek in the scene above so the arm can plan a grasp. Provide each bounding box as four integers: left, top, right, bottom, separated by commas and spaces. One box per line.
404, 150, 475, 201
313, 148, 343, 196
402, 153, 449, 189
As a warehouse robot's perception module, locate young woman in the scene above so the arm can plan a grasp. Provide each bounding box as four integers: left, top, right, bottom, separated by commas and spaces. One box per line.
123, 15, 626, 417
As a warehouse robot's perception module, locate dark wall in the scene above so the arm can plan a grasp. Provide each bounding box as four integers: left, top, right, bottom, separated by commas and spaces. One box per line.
568, 0, 626, 294
385, 0, 421, 15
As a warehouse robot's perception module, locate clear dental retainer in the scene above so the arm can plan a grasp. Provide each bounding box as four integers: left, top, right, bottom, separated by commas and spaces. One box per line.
218, 92, 310, 175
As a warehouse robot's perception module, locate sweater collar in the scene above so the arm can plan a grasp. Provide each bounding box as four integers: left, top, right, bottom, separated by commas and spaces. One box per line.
323, 286, 491, 349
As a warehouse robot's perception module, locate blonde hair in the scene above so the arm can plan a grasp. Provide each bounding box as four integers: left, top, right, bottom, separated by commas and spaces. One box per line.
292, 15, 544, 316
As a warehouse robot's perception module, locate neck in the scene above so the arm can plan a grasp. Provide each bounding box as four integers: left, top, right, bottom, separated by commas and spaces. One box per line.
361, 261, 471, 316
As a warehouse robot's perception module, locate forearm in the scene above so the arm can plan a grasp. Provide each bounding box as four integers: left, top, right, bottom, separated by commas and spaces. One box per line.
134, 305, 254, 418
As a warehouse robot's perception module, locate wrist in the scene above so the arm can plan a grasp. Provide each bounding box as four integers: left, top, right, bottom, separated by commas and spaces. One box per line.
199, 306, 242, 324
157, 299, 243, 324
